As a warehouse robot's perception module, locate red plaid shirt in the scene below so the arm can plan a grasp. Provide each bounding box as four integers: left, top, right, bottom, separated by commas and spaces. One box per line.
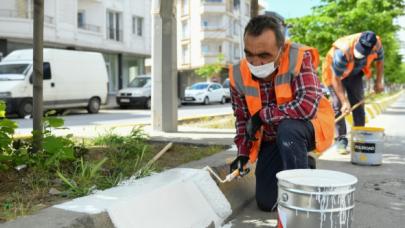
231, 51, 322, 156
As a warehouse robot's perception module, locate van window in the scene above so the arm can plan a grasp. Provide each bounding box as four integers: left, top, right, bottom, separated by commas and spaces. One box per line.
128, 77, 150, 88
0, 64, 29, 80
43, 62, 51, 80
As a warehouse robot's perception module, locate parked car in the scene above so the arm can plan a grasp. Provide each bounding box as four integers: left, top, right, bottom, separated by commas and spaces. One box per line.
116, 75, 151, 109
222, 78, 231, 102
0, 48, 108, 117
183, 82, 226, 105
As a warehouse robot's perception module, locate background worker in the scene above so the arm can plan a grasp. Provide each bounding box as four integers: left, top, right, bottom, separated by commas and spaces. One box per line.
229, 15, 334, 211
322, 31, 385, 153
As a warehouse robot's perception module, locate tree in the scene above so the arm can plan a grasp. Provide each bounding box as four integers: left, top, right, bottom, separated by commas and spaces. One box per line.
287, 0, 405, 83
32, 0, 44, 153
195, 53, 225, 80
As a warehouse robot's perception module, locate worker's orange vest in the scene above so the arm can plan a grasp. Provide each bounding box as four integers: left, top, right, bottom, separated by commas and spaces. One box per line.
229, 41, 335, 163
322, 33, 383, 86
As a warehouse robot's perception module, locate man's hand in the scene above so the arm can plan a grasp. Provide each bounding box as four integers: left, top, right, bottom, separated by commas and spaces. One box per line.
374, 80, 384, 94
340, 100, 351, 115
230, 155, 249, 176
246, 111, 263, 141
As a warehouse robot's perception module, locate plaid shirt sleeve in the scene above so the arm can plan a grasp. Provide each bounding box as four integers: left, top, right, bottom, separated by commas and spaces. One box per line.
230, 85, 251, 157
259, 51, 322, 124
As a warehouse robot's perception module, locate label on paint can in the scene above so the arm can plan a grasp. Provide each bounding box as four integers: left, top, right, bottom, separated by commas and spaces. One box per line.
353, 142, 376, 154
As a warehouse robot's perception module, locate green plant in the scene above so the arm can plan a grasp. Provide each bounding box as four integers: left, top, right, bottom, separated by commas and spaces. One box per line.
0, 101, 21, 170
287, 0, 405, 83
195, 53, 225, 79
36, 114, 76, 169
57, 157, 108, 197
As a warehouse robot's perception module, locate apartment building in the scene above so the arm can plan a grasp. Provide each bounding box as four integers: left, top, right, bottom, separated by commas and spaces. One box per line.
176, 0, 265, 96
0, 0, 151, 94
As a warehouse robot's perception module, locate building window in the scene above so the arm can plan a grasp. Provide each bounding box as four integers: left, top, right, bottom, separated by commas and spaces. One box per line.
202, 45, 209, 54
77, 11, 85, 28
107, 10, 122, 41
233, 20, 239, 35
182, 0, 189, 16
233, 0, 240, 10
182, 20, 189, 39
132, 16, 143, 36
182, 44, 190, 64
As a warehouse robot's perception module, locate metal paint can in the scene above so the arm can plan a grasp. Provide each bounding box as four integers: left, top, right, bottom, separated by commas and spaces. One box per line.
276, 169, 357, 228
351, 127, 384, 165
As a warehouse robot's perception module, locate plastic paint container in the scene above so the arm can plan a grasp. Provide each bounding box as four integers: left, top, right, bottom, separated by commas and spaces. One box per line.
351, 127, 384, 165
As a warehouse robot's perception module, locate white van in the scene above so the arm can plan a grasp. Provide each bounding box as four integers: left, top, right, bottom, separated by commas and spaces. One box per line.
0, 48, 108, 117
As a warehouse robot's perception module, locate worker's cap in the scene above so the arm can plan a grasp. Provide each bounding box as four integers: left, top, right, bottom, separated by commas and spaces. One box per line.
355, 31, 377, 56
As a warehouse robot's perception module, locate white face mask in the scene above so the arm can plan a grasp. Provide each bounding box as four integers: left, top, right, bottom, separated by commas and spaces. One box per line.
353, 48, 365, 59
247, 49, 281, 79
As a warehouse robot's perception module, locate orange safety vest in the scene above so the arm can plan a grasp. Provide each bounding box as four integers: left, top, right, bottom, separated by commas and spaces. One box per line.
229, 41, 335, 164
322, 33, 383, 86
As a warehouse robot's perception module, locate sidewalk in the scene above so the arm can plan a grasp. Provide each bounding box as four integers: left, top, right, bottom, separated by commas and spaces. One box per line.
224, 92, 405, 227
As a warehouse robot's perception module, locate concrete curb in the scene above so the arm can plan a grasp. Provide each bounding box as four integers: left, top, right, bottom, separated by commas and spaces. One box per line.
343, 90, 404, 126
2, 208, 114, 228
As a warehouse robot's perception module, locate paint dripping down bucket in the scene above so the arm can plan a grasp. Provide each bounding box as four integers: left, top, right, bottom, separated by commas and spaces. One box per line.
351, 127, 384, 165
276, 169, 357, 228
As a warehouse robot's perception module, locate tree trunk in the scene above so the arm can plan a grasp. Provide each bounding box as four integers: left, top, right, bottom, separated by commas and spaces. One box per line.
32, 0, 44, 153
250, 0, 259, 17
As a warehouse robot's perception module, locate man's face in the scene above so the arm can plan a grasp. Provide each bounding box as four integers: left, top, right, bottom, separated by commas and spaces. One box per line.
244, 29, 280, 66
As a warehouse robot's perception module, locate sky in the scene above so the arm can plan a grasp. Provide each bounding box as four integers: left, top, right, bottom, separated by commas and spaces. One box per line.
265, 0, 322, 19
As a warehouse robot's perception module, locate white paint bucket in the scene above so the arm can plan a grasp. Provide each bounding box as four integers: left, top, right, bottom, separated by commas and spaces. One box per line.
351, 127, 384, 165
276, 169, 357, 228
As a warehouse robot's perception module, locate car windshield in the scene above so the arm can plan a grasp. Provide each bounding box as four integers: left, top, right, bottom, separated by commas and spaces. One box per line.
0, 64, 30, 80
128, 77, 150, 88
223, 79, 229, 88
189, 83, 208, 90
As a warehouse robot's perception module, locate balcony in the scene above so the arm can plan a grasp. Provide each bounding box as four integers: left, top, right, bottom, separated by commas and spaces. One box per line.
78, 23, 101, 33
0, 9, 54, 24
200, 1, 226, 14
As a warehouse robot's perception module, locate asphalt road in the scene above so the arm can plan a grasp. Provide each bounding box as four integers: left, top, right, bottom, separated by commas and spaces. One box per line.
13, 103, 233, 135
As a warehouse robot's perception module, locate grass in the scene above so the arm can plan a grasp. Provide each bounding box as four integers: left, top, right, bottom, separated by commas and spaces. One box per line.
0, 129, 226, 222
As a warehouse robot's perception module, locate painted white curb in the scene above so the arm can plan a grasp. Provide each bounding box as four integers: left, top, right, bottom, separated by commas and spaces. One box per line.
54, 168, 232, 228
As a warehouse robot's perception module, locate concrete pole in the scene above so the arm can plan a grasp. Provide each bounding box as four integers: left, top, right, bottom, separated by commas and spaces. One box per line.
151, 0, 178, 132
251, 0, 259, 17
32, 0, 44, 153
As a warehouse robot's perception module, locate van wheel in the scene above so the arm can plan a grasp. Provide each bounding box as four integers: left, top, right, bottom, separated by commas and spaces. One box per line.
17, 99, 33, 118
87, 97, 100, 114
203, 97, 210, 105
220, 96, 226, 104
145, 98, 151, 109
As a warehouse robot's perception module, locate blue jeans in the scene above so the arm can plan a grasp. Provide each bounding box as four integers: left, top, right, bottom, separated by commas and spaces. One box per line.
329, 72, 366, 139
255, 119, 315, 211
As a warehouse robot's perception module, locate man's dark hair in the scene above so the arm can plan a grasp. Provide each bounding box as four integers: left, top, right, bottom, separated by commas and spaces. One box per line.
244, 15, 285, 49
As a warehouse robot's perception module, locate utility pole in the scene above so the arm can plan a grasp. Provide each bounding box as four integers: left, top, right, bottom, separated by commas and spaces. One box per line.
151, 0, 178, 132
32, 0, 44, 153
251, 0, 259, 17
